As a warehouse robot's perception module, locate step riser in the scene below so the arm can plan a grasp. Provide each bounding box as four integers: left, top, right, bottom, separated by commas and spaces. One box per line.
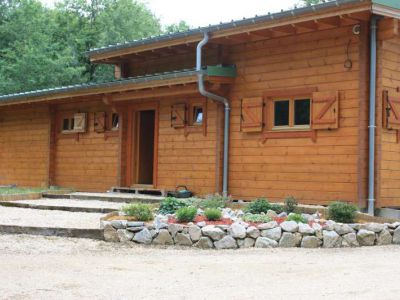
0, 202, 117, 214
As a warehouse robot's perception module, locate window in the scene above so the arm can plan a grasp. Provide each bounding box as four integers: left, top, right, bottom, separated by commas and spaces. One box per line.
111, 113, 119, 130
60, 113, 87, 134
272, 98, 310, 129
62, 117, 74, 132
192, 106, 203, 125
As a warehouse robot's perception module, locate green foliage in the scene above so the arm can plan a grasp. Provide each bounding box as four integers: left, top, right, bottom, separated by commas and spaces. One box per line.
121, 203, 153, 221
158, 197, 188, 215
242, 214, 272, 223
204, 208, 222, 221
164, 20, 190, 33
270, 203, 284, 214
284, 196, 298, 213
328, 201, 358, 223
286, 213, 307, 224
301, 0, 325, 6
245, 198, 275, 214
176, 206, 197, 223
194, 194, 228, 209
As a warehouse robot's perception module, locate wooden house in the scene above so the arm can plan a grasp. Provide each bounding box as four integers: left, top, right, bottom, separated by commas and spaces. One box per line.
1, 0, 400, 214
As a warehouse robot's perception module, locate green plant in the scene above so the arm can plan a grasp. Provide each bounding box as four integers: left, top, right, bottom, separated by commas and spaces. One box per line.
245, 198, 272, 214
328, 201, 357, 223
204, 208, 222, 221
194, 194, 228, 209
270, 203, 284, 214
158, 197, 188, 215
286, 213, 307, 223
121, 203, 154, 221
242, 214, 272, 223
284, 196, 298, 213
176, 206, 198, 223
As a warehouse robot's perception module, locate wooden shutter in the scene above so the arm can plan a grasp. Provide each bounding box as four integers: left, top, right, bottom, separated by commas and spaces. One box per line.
94, 112, 106, 133
171, 103, 186, 128
383, 90, 400, 130
240, 97, 264, 132
73, 113, 87, 133
311, 91, 339, 130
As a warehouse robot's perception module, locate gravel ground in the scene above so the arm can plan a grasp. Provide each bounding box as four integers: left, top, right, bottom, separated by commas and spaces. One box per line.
0, 207, 103, 229
1, 234, 400, 300
8, 199, 124, 210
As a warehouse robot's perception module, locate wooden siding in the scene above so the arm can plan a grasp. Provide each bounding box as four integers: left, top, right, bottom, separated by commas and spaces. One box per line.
377, 34, 400, 207
53, 100, 119, 191
226, 25, 362, 204
0, 105, 50, 187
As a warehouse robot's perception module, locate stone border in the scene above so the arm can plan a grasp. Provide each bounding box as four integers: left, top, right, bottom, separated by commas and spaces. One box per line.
101, 218, 400, 249
0, 193, 42, 202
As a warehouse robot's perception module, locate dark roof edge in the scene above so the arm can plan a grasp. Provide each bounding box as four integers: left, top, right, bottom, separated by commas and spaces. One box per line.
86, 0, 368, 57
0, 69, 199, 105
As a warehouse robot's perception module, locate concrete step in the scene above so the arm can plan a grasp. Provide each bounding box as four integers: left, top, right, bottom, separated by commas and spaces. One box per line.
68, 192, 163, 203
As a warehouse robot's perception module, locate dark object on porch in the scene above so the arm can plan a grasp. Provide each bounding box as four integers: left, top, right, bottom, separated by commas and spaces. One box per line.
167, 186, 193, 198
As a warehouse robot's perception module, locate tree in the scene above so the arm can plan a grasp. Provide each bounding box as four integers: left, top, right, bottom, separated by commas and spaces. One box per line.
164, 20, 190, 33
301, 0, 325, 6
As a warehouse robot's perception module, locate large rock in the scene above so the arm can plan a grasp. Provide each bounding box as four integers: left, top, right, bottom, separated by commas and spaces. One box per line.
261, 227, 282, 241
237, 238, 255, 248
393, 226, 400, 244
202, 225, 225, 241
246, 226, 260, 239
323, 230, 342, 248
229, 223, 246, 239
168, 223, 184, 238
279, 232, 300, 248
363, 223, 385, 233
389, 222, 400, 229
153, 229, 174, 245
104, 224, 120, 242
126, 226, 145, 233
117, 229, 134, 242
301, 236, 322, 248
174, 233, 193, 246
266, 210, 278, 219
133, 228, 153, 244
342, 233, 359, 247
111, 220, 127, 230
257, 221, 278, 230
357, 229, 376, 246
214, 236, 238, 249
298, 223, 315, 235
188, 225, 202, 242
323, 220, 336, 231
333, 224, 354, 235
376, 229, 392, 246
126, 221, 145, 228
194, 237, 214, 249
255, 237, 278, 248
280, 221, 299, 233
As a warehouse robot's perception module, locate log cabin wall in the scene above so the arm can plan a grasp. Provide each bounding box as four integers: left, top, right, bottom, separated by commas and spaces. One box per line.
0, 105, 50, 187
53, 100, 120, 191
226, 24, 362, 205
376, 21, 400, 208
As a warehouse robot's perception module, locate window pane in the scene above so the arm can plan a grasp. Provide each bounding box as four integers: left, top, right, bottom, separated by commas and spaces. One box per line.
294, 99, 310, 126
62, 119, 69, 131
112, 113, 119, 129
193, 106, 203, 124
274, 101, 289, 126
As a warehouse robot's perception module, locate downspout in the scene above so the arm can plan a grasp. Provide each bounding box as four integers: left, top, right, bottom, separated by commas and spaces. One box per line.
368, 15, 379, 215
196, 32, 230, 198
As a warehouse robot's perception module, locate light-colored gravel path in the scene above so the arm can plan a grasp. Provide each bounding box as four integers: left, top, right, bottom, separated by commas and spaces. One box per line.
7, 198, 124, 210
0, 234, 399, 300
0, 206, 103, 229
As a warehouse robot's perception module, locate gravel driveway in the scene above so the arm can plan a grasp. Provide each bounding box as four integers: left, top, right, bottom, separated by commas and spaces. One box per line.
1, 234, 400, 300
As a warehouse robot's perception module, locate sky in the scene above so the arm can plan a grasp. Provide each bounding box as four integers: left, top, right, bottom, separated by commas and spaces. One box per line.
40, 0, 301, 27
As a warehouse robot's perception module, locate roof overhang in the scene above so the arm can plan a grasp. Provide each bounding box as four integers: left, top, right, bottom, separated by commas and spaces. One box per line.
88, 0, 373, 63
372, 1, 400, 18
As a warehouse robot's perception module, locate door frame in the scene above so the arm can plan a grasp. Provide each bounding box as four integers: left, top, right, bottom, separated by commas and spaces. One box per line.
125, 102, 159, 187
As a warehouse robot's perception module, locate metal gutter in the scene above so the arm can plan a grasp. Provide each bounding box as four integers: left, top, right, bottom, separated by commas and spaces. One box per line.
368, 15, 380, 215
197, 33, 230, 198
87, 0, 368, 58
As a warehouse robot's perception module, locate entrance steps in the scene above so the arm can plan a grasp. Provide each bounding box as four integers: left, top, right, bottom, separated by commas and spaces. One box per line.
68, 192, 163, 203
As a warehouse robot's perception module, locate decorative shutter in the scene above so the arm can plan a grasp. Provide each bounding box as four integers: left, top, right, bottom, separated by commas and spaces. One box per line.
240, 97, 264, 132
171, 103, 186, 128
94, 112, 106, 133
311, 91, 339, 130
383, 90, 400, 130
73, 113, 87, 133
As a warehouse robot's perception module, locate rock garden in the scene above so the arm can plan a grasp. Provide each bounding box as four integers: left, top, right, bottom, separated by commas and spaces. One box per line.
101, 196, 400, 249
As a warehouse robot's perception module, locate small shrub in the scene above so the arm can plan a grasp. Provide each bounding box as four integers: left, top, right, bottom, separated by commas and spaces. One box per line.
286, 213, 307, 223
204, 208, 222, 221
270, 203, 284, 214
158, 197, 188, 215
284, 196, 298, 213
194, 194, 228, 209
328, 201, 357, 223
176, 206, 197, 223
242, 214, 272, 223
121, 203, 153, 221
245, 198, 271, 214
